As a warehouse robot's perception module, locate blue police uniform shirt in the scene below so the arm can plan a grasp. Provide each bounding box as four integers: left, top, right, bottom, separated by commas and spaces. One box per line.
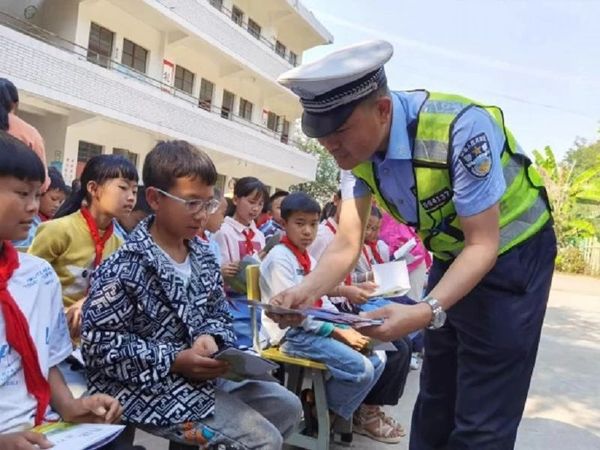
340, 90, 507, 223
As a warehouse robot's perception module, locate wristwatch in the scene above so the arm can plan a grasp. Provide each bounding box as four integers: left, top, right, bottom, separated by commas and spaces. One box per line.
423, 297, 447, 329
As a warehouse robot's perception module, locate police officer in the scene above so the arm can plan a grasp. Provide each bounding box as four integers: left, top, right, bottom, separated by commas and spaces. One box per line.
271, 40, 557, 449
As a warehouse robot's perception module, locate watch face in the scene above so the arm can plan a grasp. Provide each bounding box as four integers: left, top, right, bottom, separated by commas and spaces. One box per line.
426, 298, 446, 329
433, 309, 447, 328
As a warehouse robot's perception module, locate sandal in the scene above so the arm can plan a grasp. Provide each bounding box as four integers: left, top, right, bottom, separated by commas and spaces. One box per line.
376, 408, 406, 436
353, 405, 404, 443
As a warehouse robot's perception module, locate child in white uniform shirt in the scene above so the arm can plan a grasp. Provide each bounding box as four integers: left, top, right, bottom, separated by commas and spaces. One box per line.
214, 177, 268, 348
0, 132, 125, 450
260, 192, 385, 424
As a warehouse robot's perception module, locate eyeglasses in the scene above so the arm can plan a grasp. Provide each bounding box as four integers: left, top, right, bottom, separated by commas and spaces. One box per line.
154, 188, 221, 215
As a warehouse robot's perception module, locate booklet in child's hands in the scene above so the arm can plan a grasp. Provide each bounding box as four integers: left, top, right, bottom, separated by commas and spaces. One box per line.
224, 255, 261, 294
369, 260, 411, 298
214, 347, 279, 382
31, 422, 125, 450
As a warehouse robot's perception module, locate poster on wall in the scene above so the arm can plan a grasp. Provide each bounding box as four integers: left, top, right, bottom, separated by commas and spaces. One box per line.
162, 59, 175, 93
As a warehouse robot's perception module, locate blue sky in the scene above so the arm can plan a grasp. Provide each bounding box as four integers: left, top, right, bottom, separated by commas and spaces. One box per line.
300, 0, 600, 159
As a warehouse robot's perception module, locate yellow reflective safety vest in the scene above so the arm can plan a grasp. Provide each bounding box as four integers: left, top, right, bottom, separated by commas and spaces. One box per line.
352, 91, 551, 260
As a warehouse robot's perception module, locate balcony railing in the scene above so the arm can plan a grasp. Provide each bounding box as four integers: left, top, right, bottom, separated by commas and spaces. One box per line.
206, 0, 299, 66
0, 11, 294, 146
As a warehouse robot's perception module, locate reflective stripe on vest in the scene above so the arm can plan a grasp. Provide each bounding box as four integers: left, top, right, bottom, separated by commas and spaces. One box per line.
352, 90, 551, 260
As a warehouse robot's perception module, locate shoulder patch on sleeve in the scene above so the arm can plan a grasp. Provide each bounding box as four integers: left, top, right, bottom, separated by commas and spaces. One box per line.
458, 133, 492, 178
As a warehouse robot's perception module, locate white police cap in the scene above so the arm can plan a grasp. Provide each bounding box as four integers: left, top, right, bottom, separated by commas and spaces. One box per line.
278, 40, 393, 138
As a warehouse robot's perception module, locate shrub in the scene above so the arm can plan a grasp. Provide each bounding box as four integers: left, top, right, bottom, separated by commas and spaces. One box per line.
555, 246, 586, 274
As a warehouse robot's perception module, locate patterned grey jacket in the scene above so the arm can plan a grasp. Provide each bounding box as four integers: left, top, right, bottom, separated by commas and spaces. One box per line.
81, 216, 235, 425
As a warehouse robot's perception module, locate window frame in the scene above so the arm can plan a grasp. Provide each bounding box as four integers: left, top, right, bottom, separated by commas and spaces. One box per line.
121, 38, 149, 73
221, 90, 235, 119
199, 78, 215, 111
231, 6, 244, 26
275, 40, 286, 58
239, 98, 254, 121
87, 22, 114, 67
174, 65, 195, 95
267, 111, 279, 132
247, 18, 261, 39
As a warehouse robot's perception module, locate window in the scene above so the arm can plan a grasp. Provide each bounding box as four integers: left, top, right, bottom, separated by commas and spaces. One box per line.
267, 112, 279, 132
199, 78, 215, 111
113, 148, 138, 166
231, 6, 244, 26
77, 141, 102, 178
275, 41, 286, 58
87, 22, 114, 68
121, 38, 148, 73
247, 18, 261, 39
78, 141, 102, 162
281, 119, 290, 144
239, 98, 253, 121
289, 51, 298, 66
221, 90, 235, 119
216, 174, 227, 194
209, 0, 223, 10
174, 65, 194, 95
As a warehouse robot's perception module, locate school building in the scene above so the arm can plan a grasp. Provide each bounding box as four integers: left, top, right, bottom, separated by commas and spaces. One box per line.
0, 0, 332, 192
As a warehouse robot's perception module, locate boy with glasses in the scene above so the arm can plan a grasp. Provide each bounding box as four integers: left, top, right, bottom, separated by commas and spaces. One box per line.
81, 140, 301, 449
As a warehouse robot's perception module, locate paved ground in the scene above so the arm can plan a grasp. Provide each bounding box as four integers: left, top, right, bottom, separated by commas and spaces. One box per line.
135, 272, 600, 449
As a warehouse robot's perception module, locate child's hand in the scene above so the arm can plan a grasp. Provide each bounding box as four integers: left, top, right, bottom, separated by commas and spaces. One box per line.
61, 394, 123, 424
65, 298, 86, 339
171, 348, 230, 381
221, 262, 240, 278
331, 327, 370, 351
355, 281, 378, 293
0, 431, 53, 450
192, 335, 219, 357
342, 284, 376, 305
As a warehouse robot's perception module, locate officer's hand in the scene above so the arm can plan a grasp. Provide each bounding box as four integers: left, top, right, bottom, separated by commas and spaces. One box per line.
267, 286, 314, 328
359, 303, 432, 342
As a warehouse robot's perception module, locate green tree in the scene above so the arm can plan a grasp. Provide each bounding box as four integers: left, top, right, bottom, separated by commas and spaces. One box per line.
289, 138, 339, 205
563, 134, 600, 235
533, 145, 600, 246
564, 135, 600, 177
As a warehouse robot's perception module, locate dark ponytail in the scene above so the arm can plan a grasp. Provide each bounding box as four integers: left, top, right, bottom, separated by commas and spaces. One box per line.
0, 78, 18, 131
55, 154, 138, 218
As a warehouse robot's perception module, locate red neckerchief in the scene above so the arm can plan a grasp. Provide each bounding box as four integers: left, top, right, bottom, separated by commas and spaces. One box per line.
280, 236, 323, 308
198, 231, 209, 242
361, 245, 373, 271
366, 240, 385, 264
80, 207, 114, 269
324, 218, 337, 235
242, 227, 256, 255
38, 212, 50, 222
0, 241, 51, 425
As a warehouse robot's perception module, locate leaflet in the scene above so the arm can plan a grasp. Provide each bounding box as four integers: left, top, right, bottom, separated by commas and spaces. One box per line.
370, 260, 411, 298
214, 347, 279, 382
31, 422, 125, 450
242, 300, 384, 328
